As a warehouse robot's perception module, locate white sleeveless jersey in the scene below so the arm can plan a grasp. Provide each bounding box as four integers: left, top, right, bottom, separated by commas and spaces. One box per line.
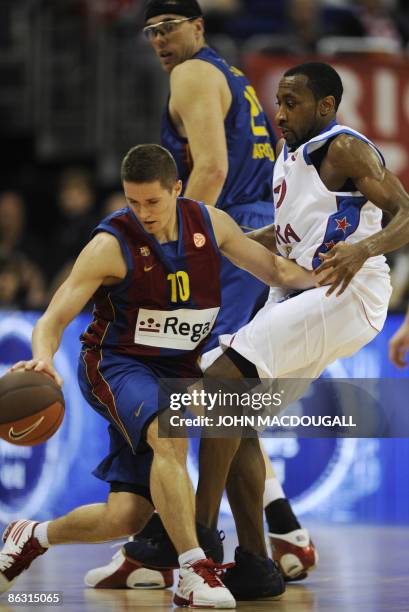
273, 123, 389, 272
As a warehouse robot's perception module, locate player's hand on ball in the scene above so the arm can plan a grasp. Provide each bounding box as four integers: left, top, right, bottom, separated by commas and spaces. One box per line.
389, 324, 409, 368
314, 241, 369, 297
10, 360, 63, 388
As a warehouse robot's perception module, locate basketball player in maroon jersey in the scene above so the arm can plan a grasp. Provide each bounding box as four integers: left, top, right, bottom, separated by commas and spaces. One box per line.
1, 144, 317, 606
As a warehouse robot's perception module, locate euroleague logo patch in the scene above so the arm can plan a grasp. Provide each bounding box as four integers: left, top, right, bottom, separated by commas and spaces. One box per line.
193, 233, 206, 248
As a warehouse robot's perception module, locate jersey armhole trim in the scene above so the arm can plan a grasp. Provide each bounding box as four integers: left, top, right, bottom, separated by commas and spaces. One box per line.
303, 130, 385, 167
92, 225, 133, 288
198, 203, 222, 257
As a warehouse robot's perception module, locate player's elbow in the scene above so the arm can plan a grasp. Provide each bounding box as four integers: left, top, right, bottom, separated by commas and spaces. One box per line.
198, 161, 228, 187
213, 164, 228, 184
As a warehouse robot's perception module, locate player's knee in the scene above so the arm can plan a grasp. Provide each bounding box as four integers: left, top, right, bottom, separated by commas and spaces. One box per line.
151, 434, 188, 464
106, 492, 153, 536
109, 514, 143, 536
147, 418, 187, 456
105, 503, 149, 536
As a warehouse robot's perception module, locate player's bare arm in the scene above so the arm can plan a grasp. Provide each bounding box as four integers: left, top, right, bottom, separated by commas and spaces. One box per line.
316, 134, 409, 295
246, 224, 277, 252
389, 305, 409, 368
11, 233, 127, 385
207, 206, 314, 289
169, 60, 229, 205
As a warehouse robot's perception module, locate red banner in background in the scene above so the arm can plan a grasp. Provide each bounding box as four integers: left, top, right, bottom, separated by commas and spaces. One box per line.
243, 54, 409, 188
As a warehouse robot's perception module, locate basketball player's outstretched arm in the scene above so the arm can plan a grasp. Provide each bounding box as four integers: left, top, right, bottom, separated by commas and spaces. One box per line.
246, 224, 277, 251
315, 135, 409, 295
10, 233, 126, 386
207, 206, 315, 289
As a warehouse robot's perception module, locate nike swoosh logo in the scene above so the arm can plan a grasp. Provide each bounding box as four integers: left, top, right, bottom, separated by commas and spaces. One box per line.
134, 401, 144, 417
144, 265, 156, 272
9, 416, 45, 440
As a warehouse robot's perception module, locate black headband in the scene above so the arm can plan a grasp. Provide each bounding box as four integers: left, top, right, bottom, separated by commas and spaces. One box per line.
144, 0, 203, 22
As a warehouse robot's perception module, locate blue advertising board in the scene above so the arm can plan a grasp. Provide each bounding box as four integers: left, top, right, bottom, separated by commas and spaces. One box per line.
0, 311, 408, 526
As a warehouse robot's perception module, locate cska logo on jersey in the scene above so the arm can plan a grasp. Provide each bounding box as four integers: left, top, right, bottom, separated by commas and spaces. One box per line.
275, 223, 301, 246
274, 179, 287, 209
140, 246, 151, 257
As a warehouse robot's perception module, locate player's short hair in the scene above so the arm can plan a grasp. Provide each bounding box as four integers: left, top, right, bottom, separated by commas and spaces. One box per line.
284, 62, 343, 110
121, 144, 178, 191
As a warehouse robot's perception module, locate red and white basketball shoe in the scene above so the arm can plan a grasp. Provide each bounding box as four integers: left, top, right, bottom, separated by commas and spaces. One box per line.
268, 528, 318, 581
0, 520, 47, 593
174, 558, 236, 609
84, 546, 173, 589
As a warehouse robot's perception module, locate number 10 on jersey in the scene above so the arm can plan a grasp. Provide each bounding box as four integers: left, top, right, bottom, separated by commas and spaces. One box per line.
167, 271, 190, 303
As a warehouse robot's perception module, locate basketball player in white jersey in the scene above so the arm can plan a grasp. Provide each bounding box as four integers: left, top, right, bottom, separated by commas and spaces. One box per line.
210, 61, 409, 379
182, 62, 409, 565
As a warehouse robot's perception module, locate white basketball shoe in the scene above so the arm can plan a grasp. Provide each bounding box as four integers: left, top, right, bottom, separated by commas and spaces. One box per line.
173, 558, 236, 609
0, 520, 47, 593
269, 528, 318, 580
84, 546, 173, 589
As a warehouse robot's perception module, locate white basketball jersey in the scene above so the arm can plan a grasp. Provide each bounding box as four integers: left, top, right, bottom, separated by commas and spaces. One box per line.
273, 122, 389, 272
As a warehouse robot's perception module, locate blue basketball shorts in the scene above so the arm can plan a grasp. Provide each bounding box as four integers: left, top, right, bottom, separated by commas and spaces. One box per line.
77, 347, 201, 498
204, 201, 274, 352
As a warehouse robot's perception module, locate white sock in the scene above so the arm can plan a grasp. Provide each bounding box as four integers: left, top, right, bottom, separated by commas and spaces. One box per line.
178, 547, 206, 567
263, 477, 285, 508
34, 521, 50, 548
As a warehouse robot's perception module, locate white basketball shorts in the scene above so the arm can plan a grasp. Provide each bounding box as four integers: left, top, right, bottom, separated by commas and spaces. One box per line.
219, 268, 392, 380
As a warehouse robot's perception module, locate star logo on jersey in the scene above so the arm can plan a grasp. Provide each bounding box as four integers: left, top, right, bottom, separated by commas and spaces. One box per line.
335, 217, 351, 233
193, 233, 206, 248
325, 240, 336, 250
140, 246, 151, 257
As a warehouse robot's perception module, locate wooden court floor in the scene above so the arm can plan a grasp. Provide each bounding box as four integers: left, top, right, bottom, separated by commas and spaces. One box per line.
1, 524, 408, 612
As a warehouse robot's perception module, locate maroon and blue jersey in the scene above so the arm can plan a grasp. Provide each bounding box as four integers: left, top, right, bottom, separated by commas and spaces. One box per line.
81, 198, 221, 362
161, 46, 277, 214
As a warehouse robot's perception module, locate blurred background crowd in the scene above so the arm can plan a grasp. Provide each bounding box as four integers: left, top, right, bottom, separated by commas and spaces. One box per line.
1, 0, 409, 311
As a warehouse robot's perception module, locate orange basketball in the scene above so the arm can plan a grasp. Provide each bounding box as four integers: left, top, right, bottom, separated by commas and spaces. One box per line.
0, 370, 65, 446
